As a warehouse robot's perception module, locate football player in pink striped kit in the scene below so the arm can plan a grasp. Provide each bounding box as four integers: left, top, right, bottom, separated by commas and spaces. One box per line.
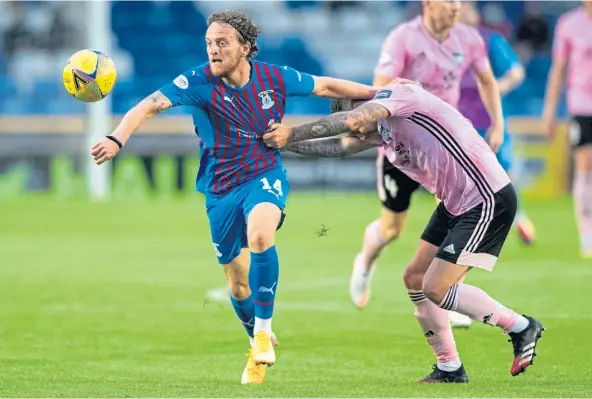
348, 0, 506, 328
263, 80, 545, 383
544, 0, 592, 258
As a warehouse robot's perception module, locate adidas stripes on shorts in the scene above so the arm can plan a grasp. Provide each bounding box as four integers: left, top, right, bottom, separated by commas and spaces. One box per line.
420, 183, 517, 271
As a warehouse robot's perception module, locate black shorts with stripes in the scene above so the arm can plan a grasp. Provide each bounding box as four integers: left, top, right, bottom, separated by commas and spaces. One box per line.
420, 183, 517, 271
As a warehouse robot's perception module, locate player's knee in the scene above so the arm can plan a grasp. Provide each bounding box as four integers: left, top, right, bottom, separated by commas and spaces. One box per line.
422, 278, 449, 305
228, 281, 251, 300
403, 263, 425, 291
381, 224, 402, 242
380, 211, 406, 242
248, 230, 274, 252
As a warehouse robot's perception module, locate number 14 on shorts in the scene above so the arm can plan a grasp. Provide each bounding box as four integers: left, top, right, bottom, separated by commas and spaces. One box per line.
260, 177, 283, 199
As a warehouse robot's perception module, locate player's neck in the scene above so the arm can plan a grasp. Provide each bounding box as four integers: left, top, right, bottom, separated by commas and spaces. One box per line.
222, 60, 251, 88
422, 15, 451, 42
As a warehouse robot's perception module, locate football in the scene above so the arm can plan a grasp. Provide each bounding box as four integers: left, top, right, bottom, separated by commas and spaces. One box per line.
62, 49, 117, 102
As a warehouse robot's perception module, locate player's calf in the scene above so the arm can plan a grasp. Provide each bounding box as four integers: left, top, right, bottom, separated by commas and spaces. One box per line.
223, 251, 255, 340
403, 242, 465, 376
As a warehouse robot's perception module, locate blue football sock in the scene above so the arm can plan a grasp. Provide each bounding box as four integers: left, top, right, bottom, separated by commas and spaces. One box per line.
229, 294, 255, 338
249, 246, 279, 321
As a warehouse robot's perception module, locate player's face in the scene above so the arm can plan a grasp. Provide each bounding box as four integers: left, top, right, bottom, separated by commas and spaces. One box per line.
583, 0, 592, 13
425, 0, 461, 30
205, 22, 248, 77
460, 2, 480, 26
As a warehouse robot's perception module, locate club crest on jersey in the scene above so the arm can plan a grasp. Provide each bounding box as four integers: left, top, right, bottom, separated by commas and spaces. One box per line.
258, 90, 275, 110
378, 123, 392, 142
452, 52, 465, 66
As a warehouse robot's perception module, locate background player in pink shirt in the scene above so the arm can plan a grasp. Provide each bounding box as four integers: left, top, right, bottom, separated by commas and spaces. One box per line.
459, 2, 535, 245
350, 0, 504, 329
543, 1, 592, 258
263, 82, 544, 382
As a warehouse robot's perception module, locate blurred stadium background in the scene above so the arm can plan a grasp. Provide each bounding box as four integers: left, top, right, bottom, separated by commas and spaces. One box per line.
2, 1, 591, 397
0, 0, 577, 197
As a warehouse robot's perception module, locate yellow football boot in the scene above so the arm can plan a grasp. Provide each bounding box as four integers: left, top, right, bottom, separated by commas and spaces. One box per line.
252, 330, 276, 365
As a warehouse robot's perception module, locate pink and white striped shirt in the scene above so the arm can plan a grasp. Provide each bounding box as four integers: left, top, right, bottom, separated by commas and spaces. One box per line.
369, 83, 510, 215
553, 7, 592, 116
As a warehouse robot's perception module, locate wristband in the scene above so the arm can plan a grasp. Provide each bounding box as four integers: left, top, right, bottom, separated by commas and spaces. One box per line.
106, 135, 123, 149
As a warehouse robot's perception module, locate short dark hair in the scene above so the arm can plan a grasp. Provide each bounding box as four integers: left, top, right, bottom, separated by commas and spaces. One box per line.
207, 10, 262, 59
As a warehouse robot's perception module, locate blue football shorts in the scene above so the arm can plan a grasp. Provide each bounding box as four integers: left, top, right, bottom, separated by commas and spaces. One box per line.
205, 167, 290, 264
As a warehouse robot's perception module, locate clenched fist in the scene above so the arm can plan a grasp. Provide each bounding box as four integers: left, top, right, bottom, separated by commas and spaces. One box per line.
263, 123, 294, 149
91, 136, 122, 165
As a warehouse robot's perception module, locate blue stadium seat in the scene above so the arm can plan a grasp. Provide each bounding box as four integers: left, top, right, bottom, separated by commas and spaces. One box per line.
3, 1, 572, 117
280, 37, 323, 75
284, 1, 321, 9
0, 76, 17, 97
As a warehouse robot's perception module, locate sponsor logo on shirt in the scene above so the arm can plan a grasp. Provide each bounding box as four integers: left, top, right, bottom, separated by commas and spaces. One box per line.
375, 90, 392, 100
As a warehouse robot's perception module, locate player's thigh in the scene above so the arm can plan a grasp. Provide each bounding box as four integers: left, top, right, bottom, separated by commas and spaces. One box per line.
434, 183, 517, 273
574, 146, 592, 171
244, 168, 290, 251
377, 156, 420, 238
206, 194, 247, 265
379, 207, 409, 242
222, 248, 251, 299
403, 204, 449, 290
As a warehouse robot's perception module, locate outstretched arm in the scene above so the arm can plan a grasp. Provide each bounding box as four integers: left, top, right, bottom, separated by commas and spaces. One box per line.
91, 91, 172, 165
292, 102, 389, 143
312, 76, 378, 100
285, 130, 382, 158
263, 102, 390, 149
111, 91, 172, 145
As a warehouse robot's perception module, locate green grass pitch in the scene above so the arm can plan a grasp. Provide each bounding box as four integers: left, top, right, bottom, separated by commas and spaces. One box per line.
1, 192, 590, 397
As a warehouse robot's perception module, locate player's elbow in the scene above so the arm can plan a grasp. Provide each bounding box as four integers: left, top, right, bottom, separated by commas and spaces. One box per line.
135, 99, 159, 119
343, 116, 358, 131
478, 71, 497, 88
509, 65, 525, 86
548, 60, 567, 82
311, 76, 332, 97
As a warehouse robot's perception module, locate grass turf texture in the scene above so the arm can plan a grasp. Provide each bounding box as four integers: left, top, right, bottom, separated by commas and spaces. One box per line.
0, 193, 590, 397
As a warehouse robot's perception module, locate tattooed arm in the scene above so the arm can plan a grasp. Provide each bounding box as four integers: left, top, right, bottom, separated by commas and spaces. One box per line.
110, 91, 172, 145
292, 103, 390, 143
285, 130, 382, 158
263, 102, 389, 149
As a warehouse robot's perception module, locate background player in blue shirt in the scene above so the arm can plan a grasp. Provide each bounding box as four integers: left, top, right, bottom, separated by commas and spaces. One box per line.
458, 2, 535, 245
90, 10, 377, 385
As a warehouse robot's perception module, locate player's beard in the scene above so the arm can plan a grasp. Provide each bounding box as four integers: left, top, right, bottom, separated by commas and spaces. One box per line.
212, 54, 242, 78
430, 17, 456, 33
